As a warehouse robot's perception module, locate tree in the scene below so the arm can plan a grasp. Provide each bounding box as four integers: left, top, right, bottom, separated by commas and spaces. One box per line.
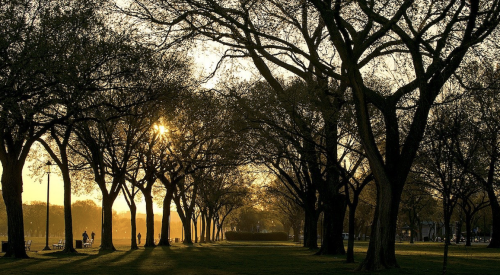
31, 0, 139, 253
0, 191, 6, 235
264, 179, 305, 242
304, 1, 500, 270
122, 0, 351, 254
458, 61, 500, 248
123, 1, 500, 264
71, 73, 155, 251
121, 179, 141, 249
399, 177, 436, 243
457, 189, 490, 246
229, 80, 329, 250
343, 155, 373, 262
416, 101, 473, 274
0, 0, 109, 258
200, 166, 250, 242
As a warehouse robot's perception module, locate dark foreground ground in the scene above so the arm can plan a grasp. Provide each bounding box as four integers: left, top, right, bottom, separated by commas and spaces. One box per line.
1, 238, 499, 274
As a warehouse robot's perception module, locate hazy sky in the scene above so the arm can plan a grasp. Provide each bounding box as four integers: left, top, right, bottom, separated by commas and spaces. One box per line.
15, 166, 162, 214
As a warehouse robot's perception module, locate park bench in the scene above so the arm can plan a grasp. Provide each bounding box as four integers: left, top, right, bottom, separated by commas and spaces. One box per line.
25, 240, 32, 251
59, 240, 66, 249
83, 239, 93, 248
53, 239, 63, 249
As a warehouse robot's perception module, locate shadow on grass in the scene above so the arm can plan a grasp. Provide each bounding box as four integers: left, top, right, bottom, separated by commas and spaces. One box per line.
1, 242, 499, 275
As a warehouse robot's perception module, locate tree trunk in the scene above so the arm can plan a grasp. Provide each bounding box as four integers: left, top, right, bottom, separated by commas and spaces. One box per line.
317, 193, 346, 255
455, 222, 462, 244
200, 211, 206, 243
182, 218, 192, 244
485, 188, 500, 248
143, 188, 156, 247
284, 224, 291, 239
158, 192, 173, 246
100, 195, 116, 251
216, 224, 220, 241
174, 199, 193, 245
61, 169, 76, 253
465, 212, 472, 247
292, 224, 300, 242
212, 217, 216, 241
303, 207, 319, 249
357, 183, 402, 270
442, 198, 453, 275
483, 137, 500, 248
130, 203, 138, 250
193, 218, 198, 243
317, 101, 345, 255
409, 210, 415, 244
1, 164, 28, 258
346, 202, 358, 263
205, 209, 212, 242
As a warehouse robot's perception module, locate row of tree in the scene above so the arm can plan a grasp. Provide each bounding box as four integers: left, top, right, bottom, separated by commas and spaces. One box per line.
1, 0, 251, 258
2, 1, 500, 274
0, 196, 167, 240
115, 0, 500, 272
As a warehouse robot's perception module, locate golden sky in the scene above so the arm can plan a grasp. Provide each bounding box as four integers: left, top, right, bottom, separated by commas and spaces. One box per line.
2, 166, 162, 214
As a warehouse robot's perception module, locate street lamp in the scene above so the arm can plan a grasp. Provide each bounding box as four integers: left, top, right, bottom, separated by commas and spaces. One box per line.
42, 161, 53, 251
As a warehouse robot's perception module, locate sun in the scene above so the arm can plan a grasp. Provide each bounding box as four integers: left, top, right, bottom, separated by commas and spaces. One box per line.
153, 124, 167, 135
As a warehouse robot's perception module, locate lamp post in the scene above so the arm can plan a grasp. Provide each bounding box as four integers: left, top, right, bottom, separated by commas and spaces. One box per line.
42, 161, 53, 250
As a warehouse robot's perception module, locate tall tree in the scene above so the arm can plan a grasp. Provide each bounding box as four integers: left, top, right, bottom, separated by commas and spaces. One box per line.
70, 50, 162, 251
32, 0, 139, 253
264, 179, 305, 243
122, 0, 351, 254
458, 61, 500, 248
416, 102, 471, 274
0, 0, 109, 257
304, 1, 500, 270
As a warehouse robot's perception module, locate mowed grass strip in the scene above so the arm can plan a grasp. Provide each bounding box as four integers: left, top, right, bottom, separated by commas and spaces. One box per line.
1, 238, 499, 275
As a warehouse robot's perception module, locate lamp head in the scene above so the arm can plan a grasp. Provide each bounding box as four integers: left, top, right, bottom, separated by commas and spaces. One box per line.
46, 160, 52, 173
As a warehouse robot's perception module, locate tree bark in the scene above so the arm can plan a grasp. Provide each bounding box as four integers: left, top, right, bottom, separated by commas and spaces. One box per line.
303, 206, 319, 249
317, 193, 346, 255
205, 209, 213, 242
442, 196, 453, 275
143, 187, 156, 247
61, 168, 76, 253
465, 212, 472, 247
200, 210, 206, 243
193, 217, 198, 243
211, 217, 216, 241
409, 209, 416, 244
346, 202, 358, 263
483, 181, 500, 248
1, 163, 28, 258
158, 191, 173, 246
181, 217, 192, 244
357, 183, 402, 270
100, 195, 116, 251
292, 224, 300, 242
130, 203, 138, 249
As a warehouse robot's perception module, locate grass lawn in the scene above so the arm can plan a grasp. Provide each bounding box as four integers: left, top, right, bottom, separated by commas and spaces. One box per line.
1, 238, 499, 274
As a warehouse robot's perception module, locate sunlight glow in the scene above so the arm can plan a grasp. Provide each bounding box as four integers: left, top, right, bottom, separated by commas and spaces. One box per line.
153, 124, 167, 135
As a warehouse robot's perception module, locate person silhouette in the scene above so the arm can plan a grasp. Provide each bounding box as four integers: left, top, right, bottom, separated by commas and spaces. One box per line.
82, 231, 89, 243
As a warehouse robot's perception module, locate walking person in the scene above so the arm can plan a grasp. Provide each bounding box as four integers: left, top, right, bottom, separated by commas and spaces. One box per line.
91, 231, 95, 241
137, 233, 142, 245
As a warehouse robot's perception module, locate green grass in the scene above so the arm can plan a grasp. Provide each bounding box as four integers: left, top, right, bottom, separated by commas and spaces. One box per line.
1, 238, 499, 274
